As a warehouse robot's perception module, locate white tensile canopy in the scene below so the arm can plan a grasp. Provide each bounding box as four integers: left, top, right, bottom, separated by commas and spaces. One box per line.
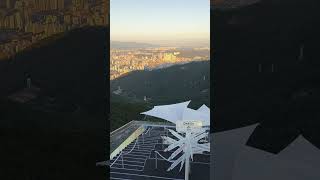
140, 101, 210, 127
182, 106, 210, 126
141, 101, 210, 180
197, 104, 210, 114
141, 101, 191, 124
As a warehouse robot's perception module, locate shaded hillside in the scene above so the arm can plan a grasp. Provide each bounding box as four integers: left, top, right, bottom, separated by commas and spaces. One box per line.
110, 94, 150, 131
213, 0, 320, 153
0, 26, 108, 179
111, 61, 210, 108
1, 26, 107, 115
110, 61, 210, 131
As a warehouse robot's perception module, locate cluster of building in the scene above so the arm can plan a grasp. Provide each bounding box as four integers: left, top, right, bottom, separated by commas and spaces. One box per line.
0, 0, 109, 59
110, 47, 209, 80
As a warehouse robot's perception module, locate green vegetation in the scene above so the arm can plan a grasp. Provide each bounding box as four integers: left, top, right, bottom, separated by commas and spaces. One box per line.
110, 94, 149, 131
110, 61, 210, 131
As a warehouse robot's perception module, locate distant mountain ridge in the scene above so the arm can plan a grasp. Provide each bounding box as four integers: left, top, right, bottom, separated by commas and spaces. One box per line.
111, 41, 159, 49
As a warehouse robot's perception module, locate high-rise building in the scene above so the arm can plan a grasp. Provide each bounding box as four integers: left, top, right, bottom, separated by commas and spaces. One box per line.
45, 0, 50, 10
9, 15, 15, 28
6, 0, 11, 9
35, 0, 45, 11
33, 0, 64, 11
58, 0, 64, 10
15, 12, 23, 30
72, 0, 85, 11
163, 53, 177, 62
50, 0, 57, 10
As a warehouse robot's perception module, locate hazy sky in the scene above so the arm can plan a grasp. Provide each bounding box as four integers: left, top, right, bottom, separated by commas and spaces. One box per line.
110, 0, 210, 46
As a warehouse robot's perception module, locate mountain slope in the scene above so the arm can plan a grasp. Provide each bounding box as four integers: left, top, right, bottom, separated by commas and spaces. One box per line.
0, 26, 108, 179
110, 61, 210, 131
111, 61, 210, 107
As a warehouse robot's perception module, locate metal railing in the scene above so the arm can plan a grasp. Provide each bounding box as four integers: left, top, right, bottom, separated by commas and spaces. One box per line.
110, 125, 145, 160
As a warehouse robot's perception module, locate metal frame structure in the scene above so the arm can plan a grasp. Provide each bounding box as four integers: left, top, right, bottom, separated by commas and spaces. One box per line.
109, 126, 210, 180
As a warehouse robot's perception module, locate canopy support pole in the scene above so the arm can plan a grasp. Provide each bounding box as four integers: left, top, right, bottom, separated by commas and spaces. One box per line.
155, 152, 158, 169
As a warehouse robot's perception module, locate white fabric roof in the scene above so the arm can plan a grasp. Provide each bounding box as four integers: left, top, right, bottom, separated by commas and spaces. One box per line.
182, 107, 210, 126
141, 101, 190, 124
141, 101, 210, 126
197, 104, 210, 114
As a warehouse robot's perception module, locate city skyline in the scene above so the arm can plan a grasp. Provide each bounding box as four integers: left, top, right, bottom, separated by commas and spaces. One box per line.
110, 0, 210, 46
110, 46, 210, 80
0, 0, 108, 60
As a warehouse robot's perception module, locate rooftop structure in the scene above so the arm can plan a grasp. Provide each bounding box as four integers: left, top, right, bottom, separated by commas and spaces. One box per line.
108, 101, 211, 180
109, 124, 210, 180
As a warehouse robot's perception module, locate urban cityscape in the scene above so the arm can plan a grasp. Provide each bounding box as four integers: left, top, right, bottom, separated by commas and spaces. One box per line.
110, 46, 210, 80
0, 0, 108, 60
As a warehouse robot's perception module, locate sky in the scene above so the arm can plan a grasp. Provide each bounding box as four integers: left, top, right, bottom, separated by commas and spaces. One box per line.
110, 0, 210, 46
